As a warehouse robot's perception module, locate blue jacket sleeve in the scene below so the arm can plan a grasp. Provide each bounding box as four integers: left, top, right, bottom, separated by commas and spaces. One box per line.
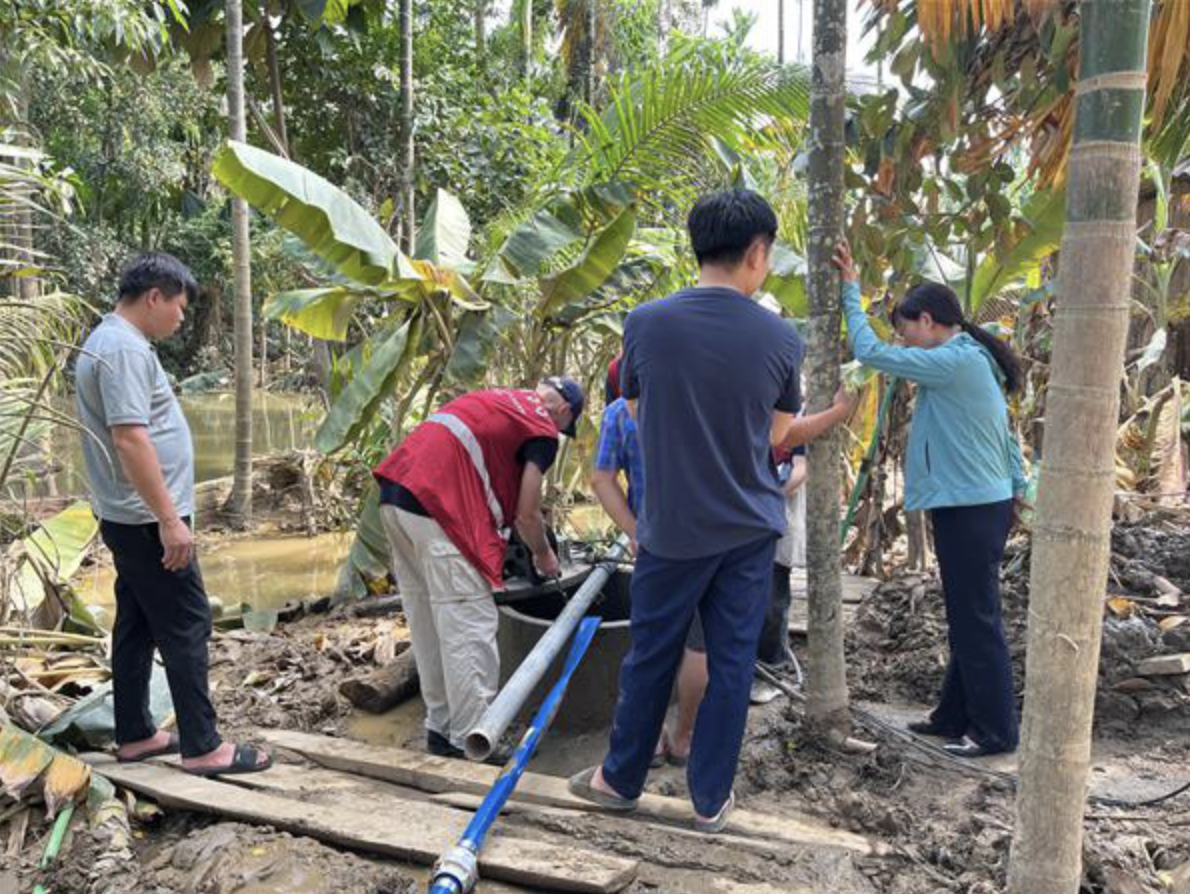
842, 281, 961, 388
1008, 430, 1028, 497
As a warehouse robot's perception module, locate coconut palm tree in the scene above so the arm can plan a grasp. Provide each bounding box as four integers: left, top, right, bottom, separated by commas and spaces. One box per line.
1007, 2, 1153, 891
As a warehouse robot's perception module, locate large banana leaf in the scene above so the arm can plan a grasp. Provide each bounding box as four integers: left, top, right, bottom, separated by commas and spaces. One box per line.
484, 183, 636, 284
8, 501, 97, 623
212, 141, 402, 286
446, 306, 517, 384
340, 483, 391, 601
265, 287, 363, 342
315, 316, 419, 454
968, 187, 1066, 312
764, 242, 809, 318
538, 205, 638, 318
485, 207, 584, 284
0, 724, 91, 817
415, 189, 473, 273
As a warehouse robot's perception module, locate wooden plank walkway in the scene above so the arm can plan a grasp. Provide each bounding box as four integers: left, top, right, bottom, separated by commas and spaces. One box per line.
257, 729, 890, 857
85, 755, 638, 894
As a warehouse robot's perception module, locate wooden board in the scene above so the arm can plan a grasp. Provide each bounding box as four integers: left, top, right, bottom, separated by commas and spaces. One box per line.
789, 570, 877, 605
84, 755, 637, 894
1136, 653, 1190, 676
257, 729, 890, 856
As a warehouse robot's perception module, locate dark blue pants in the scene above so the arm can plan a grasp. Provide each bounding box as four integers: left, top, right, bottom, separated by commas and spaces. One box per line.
602, 535, 776, 817
929, 500, 1019, 753
100, 519, 222, 759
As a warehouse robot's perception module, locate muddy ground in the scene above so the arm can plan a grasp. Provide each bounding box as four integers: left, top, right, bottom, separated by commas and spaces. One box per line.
17, 517, 1190, 894
846, 519, 1190, 733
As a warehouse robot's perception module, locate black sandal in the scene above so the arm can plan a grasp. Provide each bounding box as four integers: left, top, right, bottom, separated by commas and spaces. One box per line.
185, 743, 273, 777
116, 733, 180, 763
907, 719, 958, 738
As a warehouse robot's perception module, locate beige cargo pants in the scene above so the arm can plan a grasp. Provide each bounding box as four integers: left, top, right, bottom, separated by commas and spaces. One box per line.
379, 505, 499, 750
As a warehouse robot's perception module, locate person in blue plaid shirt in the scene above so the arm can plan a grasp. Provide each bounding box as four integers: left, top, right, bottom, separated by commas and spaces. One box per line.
592, 395, 707, 767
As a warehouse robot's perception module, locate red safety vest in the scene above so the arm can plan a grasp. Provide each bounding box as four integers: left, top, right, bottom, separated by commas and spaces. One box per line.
374, 389, 559, 589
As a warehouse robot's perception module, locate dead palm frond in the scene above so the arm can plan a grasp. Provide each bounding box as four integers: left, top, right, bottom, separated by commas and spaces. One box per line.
866, 0, 1190, 183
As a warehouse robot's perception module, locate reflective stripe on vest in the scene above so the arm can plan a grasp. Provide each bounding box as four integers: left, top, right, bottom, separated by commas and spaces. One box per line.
427, 412, 509, 537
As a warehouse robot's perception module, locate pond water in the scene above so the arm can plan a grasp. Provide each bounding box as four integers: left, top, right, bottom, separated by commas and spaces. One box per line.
15, 391, 320, 499
26, 390, 357, 622
77, 530, 354, 627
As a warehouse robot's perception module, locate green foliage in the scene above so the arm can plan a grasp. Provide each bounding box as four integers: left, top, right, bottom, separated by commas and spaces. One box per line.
316, 315, 419, 453
968, 187, 1066, 313
539, 204, 637, 317
572, 47, 811, 214
415, 189, 474, 272
213, 140, 402, 286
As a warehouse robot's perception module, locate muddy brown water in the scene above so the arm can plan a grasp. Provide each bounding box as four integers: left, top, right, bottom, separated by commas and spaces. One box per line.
17, 391, 319, 499
77, 531, 353, 626
44, 391, 355, 623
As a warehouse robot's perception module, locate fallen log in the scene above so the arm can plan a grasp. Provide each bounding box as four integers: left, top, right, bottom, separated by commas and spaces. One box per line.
348, 595, 403, 618
338, 647, 418, 713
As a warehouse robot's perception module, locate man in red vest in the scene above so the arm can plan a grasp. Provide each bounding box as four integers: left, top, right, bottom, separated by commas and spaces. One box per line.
373, 377, 584, 760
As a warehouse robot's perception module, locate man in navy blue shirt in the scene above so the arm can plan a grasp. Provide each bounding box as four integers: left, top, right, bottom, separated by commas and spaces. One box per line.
569, 190, 853, 831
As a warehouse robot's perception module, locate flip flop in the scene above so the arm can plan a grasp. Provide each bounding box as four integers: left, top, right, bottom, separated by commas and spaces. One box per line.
693, 790, 735, 834
663, 730, 689, 768
116, 733, 180, 763
567, 766, 638, 812
184, 743, 273, 777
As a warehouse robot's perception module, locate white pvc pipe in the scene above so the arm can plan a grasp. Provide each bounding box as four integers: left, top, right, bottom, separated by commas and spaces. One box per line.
464, 536, 630, 762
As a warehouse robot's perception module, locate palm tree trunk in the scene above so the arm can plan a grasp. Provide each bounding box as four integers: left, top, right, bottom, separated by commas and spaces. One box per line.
397, 0, 415, 254
778, 0, 785, 65
585, 0, 597, 105
474, 0, 488, 72
657, 0, 668, 56
265, 24, 289, 157
803, 0, 850, 739
520, 0, 533, 77
226, 0, 253, 528
1006, 2, 1152, 892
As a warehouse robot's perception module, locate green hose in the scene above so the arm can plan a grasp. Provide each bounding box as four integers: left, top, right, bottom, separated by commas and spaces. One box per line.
31, 802, 75, 894
839, 376, 899, 545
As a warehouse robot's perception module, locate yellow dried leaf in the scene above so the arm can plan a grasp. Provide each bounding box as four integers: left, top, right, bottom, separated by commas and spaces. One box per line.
0, 723, 91, 817
1150, 380, 1186, 504
0, 724, 54, 798
42, 751, 92, 818
1107, 597, 1137, 618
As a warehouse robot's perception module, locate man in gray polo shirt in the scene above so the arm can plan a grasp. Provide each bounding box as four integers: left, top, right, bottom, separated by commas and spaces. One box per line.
76, 253, 269, 776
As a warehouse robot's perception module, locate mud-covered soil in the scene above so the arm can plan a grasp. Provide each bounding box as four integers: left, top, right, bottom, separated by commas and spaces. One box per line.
846, 520, 1190, 732
733, 696, 1190, 894
208, 608, 409, 742
16, 516, 1190, 894
44, 820, 418, 894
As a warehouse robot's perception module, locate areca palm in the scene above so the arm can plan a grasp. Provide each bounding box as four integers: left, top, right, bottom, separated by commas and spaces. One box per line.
569, 46, 811, 217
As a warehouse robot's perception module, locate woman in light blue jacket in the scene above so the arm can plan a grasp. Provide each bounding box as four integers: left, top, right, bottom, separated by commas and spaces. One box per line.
835, 241, 1026, 758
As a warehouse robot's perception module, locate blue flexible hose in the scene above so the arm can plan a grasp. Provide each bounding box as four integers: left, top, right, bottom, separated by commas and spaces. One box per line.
428, 615, 602, 894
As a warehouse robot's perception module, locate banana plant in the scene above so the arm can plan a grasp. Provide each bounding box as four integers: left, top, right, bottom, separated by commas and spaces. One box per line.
212, 142, 647, 596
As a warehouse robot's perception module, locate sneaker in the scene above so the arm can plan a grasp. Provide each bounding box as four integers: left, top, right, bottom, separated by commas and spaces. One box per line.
750, 678, 782, 705
693, 790, 736, 833
426, 730, 465, 759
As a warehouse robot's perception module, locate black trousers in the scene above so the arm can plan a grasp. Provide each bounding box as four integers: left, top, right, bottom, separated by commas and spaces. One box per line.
99, 519, 221, 758
928, 500, 1019, 752
757, 562, 792, 668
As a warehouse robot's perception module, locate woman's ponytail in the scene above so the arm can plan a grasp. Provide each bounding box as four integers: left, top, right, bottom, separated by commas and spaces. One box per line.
959, 321, 1021, 394
895, 282, 1022, 395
